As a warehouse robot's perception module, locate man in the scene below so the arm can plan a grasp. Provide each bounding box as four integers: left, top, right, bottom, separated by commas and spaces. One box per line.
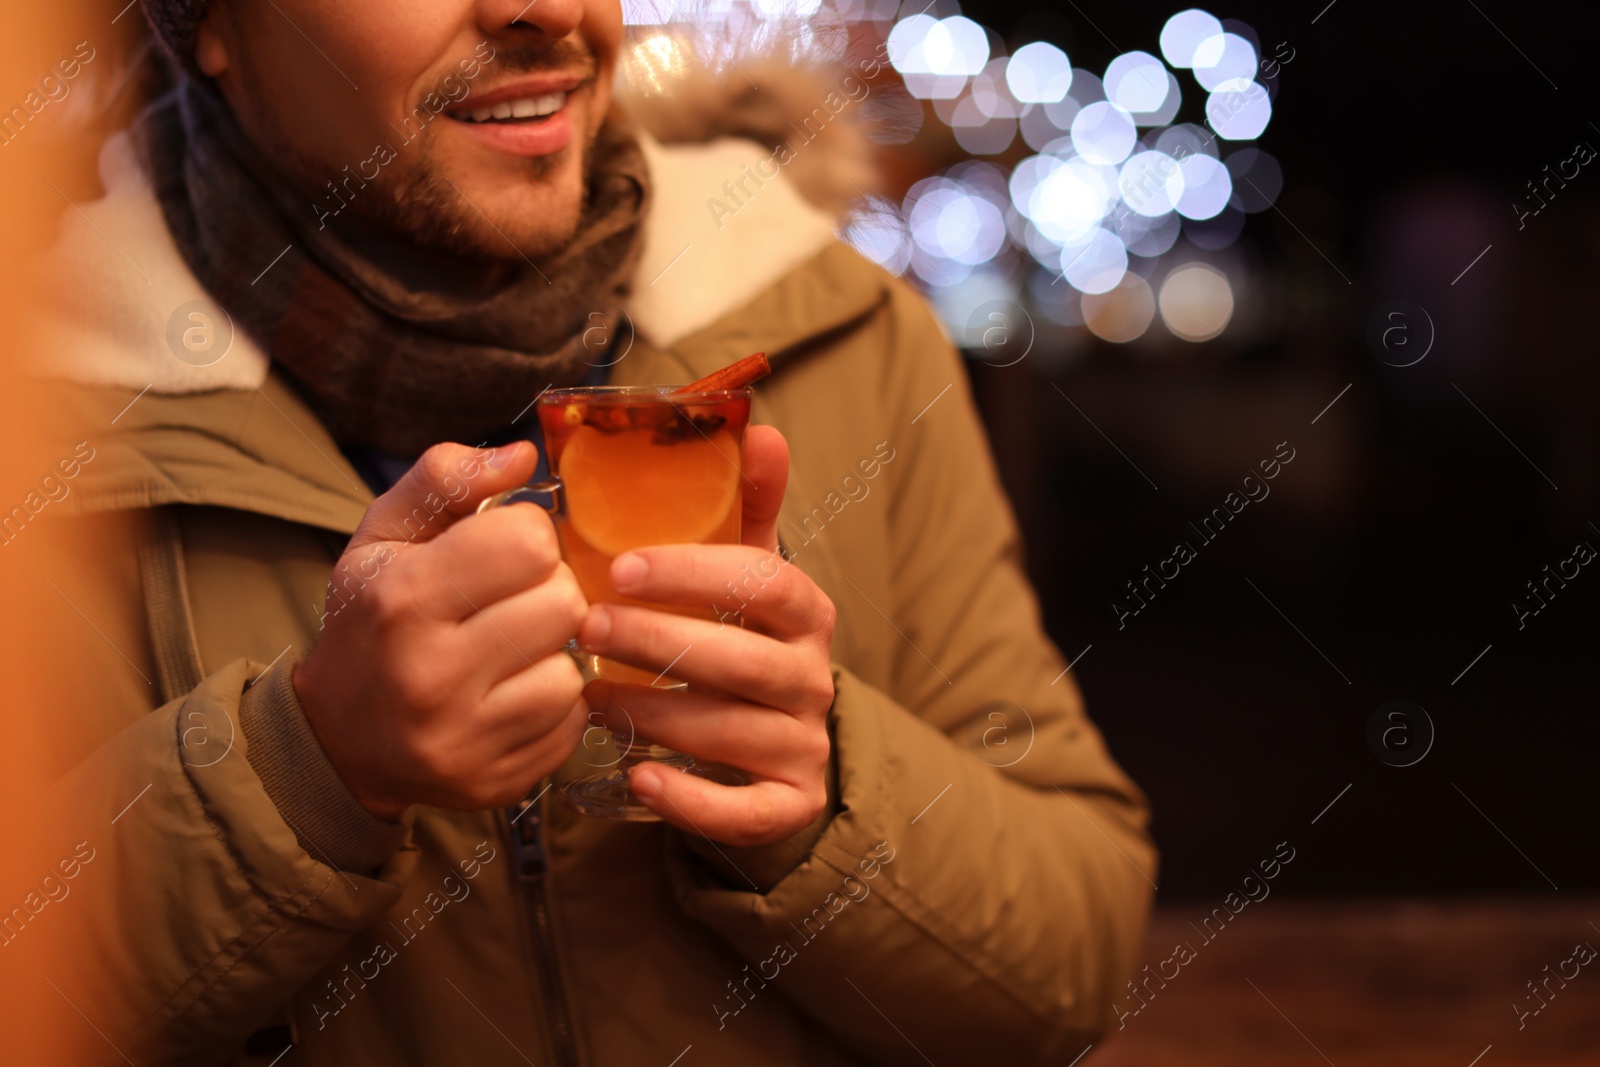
24, 0, 1155, 1062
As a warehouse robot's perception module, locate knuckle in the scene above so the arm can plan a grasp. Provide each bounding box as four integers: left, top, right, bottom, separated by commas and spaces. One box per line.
803, 727, 833, 772
389, 659, 455, 714
801, 785, 828, 825
408, 734, 462, 784
741, 794, 783, 844
502, 516, 558, 578
416, 443, 467, 488
816, 594, 838, 639
368, 573, 420, 628
541, 653, 586, 708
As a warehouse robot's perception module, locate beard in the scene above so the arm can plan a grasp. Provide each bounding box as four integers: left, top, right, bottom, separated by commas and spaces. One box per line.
241, 38, 602, 265
348, 126, 594, 265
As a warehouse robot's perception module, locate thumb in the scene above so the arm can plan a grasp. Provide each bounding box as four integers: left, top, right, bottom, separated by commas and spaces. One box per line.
348, 440, 539, 552
741, 425, 788, 553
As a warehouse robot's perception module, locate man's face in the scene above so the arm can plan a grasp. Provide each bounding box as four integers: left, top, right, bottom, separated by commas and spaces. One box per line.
197, 0, 625, 261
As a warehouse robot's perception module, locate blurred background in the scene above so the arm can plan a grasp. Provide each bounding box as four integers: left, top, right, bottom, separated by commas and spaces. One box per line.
4, 0, 1595, 1062
621, 0, 1599, 1062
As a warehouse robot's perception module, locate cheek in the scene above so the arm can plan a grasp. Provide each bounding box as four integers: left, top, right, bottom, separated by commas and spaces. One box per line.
583, 3, 625, 117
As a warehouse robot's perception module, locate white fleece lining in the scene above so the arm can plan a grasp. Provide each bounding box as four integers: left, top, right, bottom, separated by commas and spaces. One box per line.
32, 129, 840, 394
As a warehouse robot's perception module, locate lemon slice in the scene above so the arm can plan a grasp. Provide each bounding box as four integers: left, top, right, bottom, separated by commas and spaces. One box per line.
560, 423, 740, 557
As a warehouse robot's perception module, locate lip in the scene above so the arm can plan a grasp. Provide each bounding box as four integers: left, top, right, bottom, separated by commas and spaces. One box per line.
452, 73, 588, 111
450, 105, 574, 157
443, 76, 586, 159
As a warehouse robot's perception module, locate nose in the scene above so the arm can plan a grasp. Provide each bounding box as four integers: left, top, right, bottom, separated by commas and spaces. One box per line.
479, 0, 586, 41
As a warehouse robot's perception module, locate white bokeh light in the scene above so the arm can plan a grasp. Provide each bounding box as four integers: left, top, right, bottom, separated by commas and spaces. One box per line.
1070, 101, 1138, 165
1193, 33, 1257, 92
1207, 82, 1272, 139
1175, 154, 1233, 219
1105, 51, 1170, 113
1119, 151, 1185, 217
1155, 123, 1219, 159
907, 182, 1007, 266
1159, 9, 1223, 69
1030, 159, 1115, 244
887, 14, 937, 72
751, 0, 823, 17
925, 16, 991, 77
1010, 154, 1062, 218
1060, 227, 1129, 294
1006, 41, 1073, 103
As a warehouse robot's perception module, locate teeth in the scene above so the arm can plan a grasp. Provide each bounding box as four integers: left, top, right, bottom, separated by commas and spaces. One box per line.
455, 91, 567, 122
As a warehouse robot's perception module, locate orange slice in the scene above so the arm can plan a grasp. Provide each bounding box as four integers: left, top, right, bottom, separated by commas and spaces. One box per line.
560, 423, 740, 557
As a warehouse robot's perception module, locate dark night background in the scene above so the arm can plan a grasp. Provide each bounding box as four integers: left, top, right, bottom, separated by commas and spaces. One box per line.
944, 2, 1600, 899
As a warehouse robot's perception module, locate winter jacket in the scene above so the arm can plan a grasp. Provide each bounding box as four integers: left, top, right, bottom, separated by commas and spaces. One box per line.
20, 116, 1156, 1067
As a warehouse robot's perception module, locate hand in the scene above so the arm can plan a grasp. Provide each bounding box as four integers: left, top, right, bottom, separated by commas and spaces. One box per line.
578, 426, 837, 846
293, 442, 590, 820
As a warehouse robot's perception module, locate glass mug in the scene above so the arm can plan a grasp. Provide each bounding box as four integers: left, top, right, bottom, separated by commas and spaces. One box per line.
478, 385, 750, 820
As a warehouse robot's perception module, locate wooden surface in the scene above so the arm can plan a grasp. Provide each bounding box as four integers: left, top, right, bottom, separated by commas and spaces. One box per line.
1086, 897, 1600, 1067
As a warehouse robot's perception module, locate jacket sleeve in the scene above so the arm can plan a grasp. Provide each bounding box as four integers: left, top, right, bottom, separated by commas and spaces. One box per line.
664, 279, 1157, 1064
22, 517, 417, 1066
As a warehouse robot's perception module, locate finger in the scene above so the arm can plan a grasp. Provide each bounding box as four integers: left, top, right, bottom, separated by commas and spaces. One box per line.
608, 543, 827, 639
740, 425, 788, 553
629, 763, 823, 847
459, 563, 588, 678
478, 650, 588, 744
445, 704, 588, 811
420, 503, 565, 617
577, 603, 833, 714
583, 681, 813, 775
347, 441, 538, 553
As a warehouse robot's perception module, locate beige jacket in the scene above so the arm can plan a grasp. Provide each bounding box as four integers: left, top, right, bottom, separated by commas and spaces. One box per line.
21, 116, 1156, 1067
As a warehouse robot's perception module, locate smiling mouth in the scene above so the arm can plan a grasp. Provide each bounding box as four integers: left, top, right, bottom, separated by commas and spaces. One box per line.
448, 91, 568, 124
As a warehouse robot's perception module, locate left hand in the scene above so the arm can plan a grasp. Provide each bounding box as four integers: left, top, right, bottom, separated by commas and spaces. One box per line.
577, 425, 837, 846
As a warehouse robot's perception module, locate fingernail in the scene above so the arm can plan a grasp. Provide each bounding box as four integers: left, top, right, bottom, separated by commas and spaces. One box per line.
630, 766, 659, 798
580, 605, 611, 651
612, 552, 646, 590
486, 442, 525, 471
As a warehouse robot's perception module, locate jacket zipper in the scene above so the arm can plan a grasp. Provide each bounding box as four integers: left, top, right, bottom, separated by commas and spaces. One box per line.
506, 790, 580, 1067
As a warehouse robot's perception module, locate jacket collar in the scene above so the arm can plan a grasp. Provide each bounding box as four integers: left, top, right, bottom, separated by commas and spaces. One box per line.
58, 236, 887, 531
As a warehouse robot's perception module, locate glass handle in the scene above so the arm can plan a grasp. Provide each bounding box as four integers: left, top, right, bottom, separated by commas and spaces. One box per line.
477, 477, 563, 518
474, 479, 593, 680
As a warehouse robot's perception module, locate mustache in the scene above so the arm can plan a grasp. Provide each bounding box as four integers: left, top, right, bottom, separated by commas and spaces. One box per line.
484, 38, 598, 82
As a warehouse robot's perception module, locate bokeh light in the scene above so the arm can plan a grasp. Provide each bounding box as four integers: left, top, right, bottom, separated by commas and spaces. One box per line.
1060, 228, 1129, 294
1192, 32, 1257, 91
1084, 274, 1157, 342
1071, 101, 1139, 165
1160, 9, 1223, 68
1030, 158, 1117, 244
1159, 262, 1235, 340
1207, 82, 1272, 139
1175, 153, 1233, 219
907, 179, 1009, 266
1119, 151, 1185, 217
1007, 42, 1074, 103
1105, 51, 1170, 113
732, 3, 1286, 317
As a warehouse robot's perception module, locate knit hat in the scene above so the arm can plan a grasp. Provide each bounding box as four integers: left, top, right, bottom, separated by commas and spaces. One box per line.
140, 0, 210, 78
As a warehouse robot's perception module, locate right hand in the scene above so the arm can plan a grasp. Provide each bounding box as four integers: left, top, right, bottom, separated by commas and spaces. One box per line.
293, 441, 589, 820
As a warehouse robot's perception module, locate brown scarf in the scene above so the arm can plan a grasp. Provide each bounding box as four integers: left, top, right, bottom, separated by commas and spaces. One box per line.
134, 76, 650, 456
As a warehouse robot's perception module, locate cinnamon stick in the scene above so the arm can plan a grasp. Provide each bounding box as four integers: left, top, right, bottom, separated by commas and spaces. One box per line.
674, 352, 770, 394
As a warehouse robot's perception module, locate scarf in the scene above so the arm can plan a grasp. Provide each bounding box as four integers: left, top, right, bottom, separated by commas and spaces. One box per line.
133, 75, 650, 456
